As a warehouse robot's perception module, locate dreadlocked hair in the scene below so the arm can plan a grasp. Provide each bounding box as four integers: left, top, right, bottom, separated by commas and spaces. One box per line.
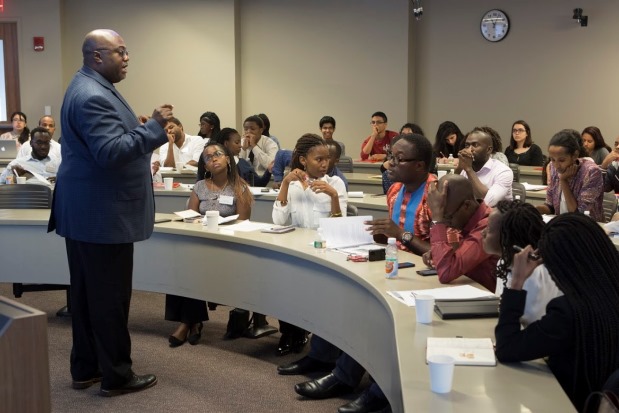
538, 212, 619, 398
290, 133, 326, 171
200, 141, 254, 210
494, 200, 544, 284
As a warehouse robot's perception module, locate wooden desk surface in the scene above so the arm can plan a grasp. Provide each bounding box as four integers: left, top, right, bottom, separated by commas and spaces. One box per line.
0, 209, 576, 412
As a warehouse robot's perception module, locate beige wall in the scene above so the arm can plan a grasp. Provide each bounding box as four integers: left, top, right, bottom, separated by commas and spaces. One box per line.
414, 0, 619, 151
9, 0, 619, 153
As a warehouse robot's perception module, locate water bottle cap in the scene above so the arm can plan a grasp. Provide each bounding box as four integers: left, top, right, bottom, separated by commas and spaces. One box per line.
387, 237, 396, 244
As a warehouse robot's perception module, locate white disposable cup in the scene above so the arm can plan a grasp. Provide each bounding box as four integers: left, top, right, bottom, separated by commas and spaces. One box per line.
175, 162, 184, 171
16, 176, 27, 184
163, 177, 174, 190
205, 210, 219, 231
415, 295, 435, 324
437, 170, 447, 179
428, 354, 455, 393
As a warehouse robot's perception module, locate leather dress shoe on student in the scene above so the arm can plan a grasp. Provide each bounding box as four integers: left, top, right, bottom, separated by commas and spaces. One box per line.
187, 322, 203, 345
99, 373, 157, 397
294, 373, 353, 399
72, 374, 103, 390
337, 387, 391, 413
277, 355, 336, 375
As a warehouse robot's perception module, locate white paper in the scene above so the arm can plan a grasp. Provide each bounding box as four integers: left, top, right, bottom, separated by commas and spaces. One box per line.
222, 220, 272, 232
604, 220, 619, 234
183, 164, 198, 171
319, 215, 375, 248
218, 214, 239, 224
388, 285, 496, 307
521, 182, 547, 191
249, 187, 277, 195
174, 209, 201, 219
347, 191, 364, 198
426, 337, 496, 366
336, 244, 384, 258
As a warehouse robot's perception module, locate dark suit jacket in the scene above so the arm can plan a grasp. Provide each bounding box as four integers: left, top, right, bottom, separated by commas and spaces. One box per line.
49, 66, 167, 244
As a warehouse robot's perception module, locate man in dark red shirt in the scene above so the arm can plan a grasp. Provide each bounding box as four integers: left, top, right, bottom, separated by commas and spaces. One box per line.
359, 111, 398, 161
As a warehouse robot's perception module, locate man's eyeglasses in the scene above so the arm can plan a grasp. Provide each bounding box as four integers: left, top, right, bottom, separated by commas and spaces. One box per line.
386, 151, 418, 166
203, 150, 225, 163
512, 128, 526, 134
370, 121, 385, 125
94, 48, 129, 58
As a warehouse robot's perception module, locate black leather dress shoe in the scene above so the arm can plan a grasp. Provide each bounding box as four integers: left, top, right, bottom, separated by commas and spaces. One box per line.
294, 373, 353, 399
337, 387, 391, 413
72, 374, 103, 390
99, 374, 158, 397
277, 355, 336, 375
276, 333, 293, 356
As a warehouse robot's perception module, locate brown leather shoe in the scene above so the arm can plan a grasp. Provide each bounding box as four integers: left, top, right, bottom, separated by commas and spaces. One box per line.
99, 374, 157, 397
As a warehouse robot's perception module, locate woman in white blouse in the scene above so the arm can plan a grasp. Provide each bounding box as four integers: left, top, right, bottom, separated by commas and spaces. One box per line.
272, 133, 348, 355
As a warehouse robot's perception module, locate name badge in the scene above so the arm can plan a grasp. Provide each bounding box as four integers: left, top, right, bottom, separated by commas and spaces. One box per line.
219, 195, 234, 205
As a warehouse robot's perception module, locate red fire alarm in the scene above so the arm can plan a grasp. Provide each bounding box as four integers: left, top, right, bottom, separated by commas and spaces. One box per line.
33, 37, 44, 52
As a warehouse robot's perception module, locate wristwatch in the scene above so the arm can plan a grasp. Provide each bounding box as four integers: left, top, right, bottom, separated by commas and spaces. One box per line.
401, 231, 414, 244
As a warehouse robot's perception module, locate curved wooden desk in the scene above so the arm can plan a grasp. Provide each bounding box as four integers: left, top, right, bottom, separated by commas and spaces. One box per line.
0, 209, 575, 412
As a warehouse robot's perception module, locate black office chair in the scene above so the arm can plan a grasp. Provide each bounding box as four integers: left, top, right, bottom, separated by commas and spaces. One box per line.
603, 191, 618, 223
338, 156, 354, 173
511, 182, 526, 203
0, 184, 71, 317
508, 163, 520, 183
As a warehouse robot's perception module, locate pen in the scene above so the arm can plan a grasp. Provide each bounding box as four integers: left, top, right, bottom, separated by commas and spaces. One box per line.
439, 152, 445, 158
512, 245, 540, 261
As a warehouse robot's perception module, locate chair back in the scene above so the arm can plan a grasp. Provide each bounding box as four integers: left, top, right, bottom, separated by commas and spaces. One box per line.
511, 182, 526, 203
603, 191, 618, 223
338, 156, 354, 173
509, 163, 520, 182
0, 184, 52, 209
346, 204, 358, 217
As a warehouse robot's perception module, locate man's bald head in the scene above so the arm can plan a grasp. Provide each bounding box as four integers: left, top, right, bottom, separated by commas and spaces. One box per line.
81, 29, 128, 84
439, 174, 474, 207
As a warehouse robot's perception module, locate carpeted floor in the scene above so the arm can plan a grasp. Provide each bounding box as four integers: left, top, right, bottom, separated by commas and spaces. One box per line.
1, 283, 370, 413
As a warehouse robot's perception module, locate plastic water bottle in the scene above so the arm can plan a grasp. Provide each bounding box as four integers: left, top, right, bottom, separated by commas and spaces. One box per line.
447, 154, 454, 164
385, 237, 398, 278
314, 228, 326, 251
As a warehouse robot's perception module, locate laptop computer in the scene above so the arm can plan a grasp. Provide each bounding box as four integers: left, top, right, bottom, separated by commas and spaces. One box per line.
0, 140, 17, 159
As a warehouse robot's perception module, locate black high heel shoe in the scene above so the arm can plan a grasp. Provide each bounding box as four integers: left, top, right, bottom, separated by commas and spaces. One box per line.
188, 322, 203, 345
168, 332, 187, 348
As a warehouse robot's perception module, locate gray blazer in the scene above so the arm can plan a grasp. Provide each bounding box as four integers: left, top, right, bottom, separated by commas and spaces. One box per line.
49, 66, 167, 244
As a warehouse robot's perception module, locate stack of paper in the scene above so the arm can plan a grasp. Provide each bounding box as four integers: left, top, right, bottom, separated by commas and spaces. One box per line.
319, 215, 375, 248
426, 337, 496, 366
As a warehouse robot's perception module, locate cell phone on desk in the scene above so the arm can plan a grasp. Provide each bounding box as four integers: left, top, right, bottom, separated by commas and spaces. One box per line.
399, 262, 415, 269
416, 268, 438, 276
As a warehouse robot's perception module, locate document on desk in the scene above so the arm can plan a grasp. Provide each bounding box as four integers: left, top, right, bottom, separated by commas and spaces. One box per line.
521, 182, 547, 191
223, 220, 272, 232
387, 285, 497, 307
319, 215, 375, 249
426, 337, 496, 366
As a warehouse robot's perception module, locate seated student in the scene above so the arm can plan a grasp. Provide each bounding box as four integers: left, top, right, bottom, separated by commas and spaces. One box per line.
581, 126, 611, 165
476, 126, 509, 166
273, 133, 347, 356
504, 120, 544, 166
495, 213, 619, 411
325, 141, 349, 191
0, 127, 60, 184
320, 115, 345, 155
360, 111, 398, 161
208, 127, 269, 186
482, 200, 562, 326
152, 117, 203, 170
433, 120, 465, 165
270, 149, 293, 189
165, 142, 253, 347
196, 111, 220, 141
381, 124, 425, 193
240, 115, 278, 182
18, 115, 62, 160
603, 136, 619, 193
423, 174, 498, 292
282, 135, 436, 413
537, 129, 604, 221
458, 129, 513, 207
1, 111, 29, 149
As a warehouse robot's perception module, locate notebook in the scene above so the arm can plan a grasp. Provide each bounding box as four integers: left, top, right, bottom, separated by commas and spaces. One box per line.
434, 298, 500, 320
0, 140, 17, 158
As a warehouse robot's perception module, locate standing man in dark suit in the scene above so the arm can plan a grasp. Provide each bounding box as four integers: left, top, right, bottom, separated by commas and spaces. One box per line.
48, 29, 173, 397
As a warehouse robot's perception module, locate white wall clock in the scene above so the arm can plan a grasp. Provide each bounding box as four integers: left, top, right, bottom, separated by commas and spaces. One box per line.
480, 9, 510, 42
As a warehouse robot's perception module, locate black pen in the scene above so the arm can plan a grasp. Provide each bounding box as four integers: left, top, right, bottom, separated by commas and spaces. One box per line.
513, 245, 540, 261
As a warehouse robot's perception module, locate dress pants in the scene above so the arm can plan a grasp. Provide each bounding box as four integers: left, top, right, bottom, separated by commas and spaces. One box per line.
279, 320, 306, 338
165, 295, 208, 325
308, 334, 342, 363
66, 238, 134, 389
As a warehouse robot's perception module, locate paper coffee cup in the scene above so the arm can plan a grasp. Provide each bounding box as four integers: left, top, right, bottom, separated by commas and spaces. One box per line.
428, 354, 455, 393
415, 295, 435, 324
16, 176, 27, 184
163, 177, 174, 190
205, 210, 219, 231
175, 162, 184, 171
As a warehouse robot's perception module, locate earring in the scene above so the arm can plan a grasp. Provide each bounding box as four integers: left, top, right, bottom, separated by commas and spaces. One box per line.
227, 163, 231, 172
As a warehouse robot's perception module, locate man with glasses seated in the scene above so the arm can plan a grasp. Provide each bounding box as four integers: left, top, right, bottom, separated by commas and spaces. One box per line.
18, 115, 62, 160
360, 111, 398, 161
0, 127, 60, 184
423, 174, 497, 292
458, 128, 513, 207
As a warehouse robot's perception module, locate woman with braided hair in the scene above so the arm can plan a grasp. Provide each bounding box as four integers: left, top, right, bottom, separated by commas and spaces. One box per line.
495, 212, 619, 410
482, 200, 562, 326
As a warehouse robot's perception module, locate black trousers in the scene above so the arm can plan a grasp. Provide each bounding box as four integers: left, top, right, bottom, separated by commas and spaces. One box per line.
165, 295, 208, 325
279, 320, 306, 337
66, 238, 134, 389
